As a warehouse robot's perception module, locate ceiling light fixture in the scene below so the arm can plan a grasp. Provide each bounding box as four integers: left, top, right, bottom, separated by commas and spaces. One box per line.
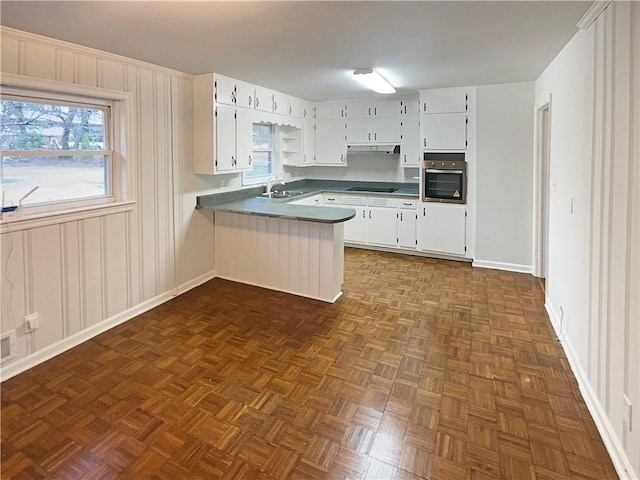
353, 69, 396, 94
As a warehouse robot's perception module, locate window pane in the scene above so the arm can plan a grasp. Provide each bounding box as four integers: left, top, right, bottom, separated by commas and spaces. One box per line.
0, 99, 106, 151
252, 124, 272, 150
1, 155, 108, 205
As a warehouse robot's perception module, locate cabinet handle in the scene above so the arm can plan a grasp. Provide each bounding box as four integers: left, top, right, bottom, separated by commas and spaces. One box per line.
274, 101, 277, 111
374, 107, 377, 115
368, 107, 371, 116
404, 154, 406, 162
400, 212, 403, 221
424, 139, 427, 147
369, 211, 372, 219
248, 96, 252, 106
256, 97, 260, 107
404, 105, 407, 114
248, 155, 252, 165
423, 102, 427, 112
374, 133, 377, 141
368, 133, 371, 141
362, 210, 365, 218
288, 106, 292, 114
423, 207, 426, 216
340, 154, 344, 162
303, 108, 307, 117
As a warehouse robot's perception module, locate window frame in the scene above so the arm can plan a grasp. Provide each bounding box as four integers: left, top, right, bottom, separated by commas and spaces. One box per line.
0, 74, 135, 233
1, 91, 115, 210
242, 122, 277, 186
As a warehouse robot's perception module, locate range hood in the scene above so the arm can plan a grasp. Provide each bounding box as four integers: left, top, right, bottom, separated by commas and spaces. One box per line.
347, 144, 400, 155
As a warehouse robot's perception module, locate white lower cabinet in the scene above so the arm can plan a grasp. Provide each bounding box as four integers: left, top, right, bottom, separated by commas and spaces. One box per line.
289, 194, 322, 206
418, 203, 466, 256
397, 200, 418, 249
342, 196, 398, 247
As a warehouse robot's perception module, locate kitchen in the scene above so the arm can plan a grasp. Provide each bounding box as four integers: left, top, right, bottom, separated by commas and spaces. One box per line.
0, 1, 638, 479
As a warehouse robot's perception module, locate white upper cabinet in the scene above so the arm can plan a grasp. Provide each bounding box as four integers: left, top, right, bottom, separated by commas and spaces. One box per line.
272, 91, 288, 115
214, 74, 237, 106
234, 80, 254, 109
374, 116, 401, 143
400, 116, 420, 166
420, 89, 468, 114
300, 101, 315, 119
315, 119, 347, 164
373, 99, 400, 118
193, 73, 254, 175
422, 113, 467, 150
214, 74, 254, 108
346, 102, 371, 118
400, 98, 420, 116
254, 85, 273, 113
316, 102, 347, 120
302, 119, 315, 165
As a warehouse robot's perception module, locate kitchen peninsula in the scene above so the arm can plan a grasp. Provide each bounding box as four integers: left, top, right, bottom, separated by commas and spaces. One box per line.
197, 180, 419, 302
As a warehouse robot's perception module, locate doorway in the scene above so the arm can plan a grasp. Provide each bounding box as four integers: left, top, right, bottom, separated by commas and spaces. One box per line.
534, 102, 551, 280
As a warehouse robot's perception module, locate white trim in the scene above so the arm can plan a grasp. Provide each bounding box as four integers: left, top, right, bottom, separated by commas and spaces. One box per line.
578, 1, 612, 30
171, 269, 216, 298
0, 269, 216, 382
472, 259, 532, 274
545, 301, 638, 480
1, 201, 135, 233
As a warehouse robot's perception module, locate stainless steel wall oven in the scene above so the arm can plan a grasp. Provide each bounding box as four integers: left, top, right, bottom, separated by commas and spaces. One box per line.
422, 152, 467, 204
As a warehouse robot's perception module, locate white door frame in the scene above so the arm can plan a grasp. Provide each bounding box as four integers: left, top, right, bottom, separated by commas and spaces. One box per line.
533, 99, 551, 278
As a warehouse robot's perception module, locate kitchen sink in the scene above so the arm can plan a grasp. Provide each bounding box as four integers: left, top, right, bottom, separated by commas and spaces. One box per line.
262, 190, 305, 198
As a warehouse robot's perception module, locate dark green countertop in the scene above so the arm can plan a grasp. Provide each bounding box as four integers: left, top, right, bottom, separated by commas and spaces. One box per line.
196, 179, 419, 224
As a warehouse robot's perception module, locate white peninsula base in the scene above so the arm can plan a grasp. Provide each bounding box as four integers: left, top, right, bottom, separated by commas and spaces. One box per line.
214, 211, 345, 303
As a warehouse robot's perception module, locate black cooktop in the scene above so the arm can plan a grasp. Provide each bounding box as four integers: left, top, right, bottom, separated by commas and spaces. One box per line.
346, 186, 398, 193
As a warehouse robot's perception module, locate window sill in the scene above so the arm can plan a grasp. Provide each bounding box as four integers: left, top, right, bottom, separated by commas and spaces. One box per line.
0, 201, 136, 234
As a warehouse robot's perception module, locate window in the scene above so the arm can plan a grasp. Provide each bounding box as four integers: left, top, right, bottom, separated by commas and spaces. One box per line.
243, 123, 275, 185
1, 94, 113, 210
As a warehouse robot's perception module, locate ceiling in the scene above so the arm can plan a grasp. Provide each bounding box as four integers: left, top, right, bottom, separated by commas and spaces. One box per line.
0, 1, 591, 102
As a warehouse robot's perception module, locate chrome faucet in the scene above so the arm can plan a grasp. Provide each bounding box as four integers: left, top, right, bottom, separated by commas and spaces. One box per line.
266, 174, 285, 196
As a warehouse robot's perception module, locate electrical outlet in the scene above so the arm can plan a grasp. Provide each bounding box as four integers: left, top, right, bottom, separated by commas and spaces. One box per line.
624, 395, 632, 432
219, 179, 225, 189
24, 312, 39, 333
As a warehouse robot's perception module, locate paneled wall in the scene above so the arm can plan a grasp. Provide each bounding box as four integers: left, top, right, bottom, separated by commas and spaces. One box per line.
0, 27, 217, 379
535, 2, 640, 477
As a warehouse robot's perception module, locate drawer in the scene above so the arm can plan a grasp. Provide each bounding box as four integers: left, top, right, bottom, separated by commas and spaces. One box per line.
398, 199, 417, 209
323, 194, 339, 205
340, 195, 368, 206
367, 196, 397, 208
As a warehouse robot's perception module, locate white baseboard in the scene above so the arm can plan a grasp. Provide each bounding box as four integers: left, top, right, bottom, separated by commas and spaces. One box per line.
171, 269, 216, 298
546, 301, 638, 480
0, 269, 217, 382
472, 259, 533, 274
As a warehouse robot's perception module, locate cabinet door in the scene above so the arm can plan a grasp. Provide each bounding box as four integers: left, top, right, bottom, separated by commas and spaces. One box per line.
315, 119, 347, 164
300, 101, 315, 119
374, 116, 401, 143
397, 209, 417, 249
235, 108, 253, 170
214, 74, 236, 106
401, 116, 420, 167
421, 89, 467, 114
418, 204, 466, 255
235, 80, 254, 109
400, 98, 420, 116
316, 103, 347, 120
422, 113, 467, 150
344, 207, 368, 243
215, 104, 236, 172
302, 119, 315, 165
254, 86, 273, 112
346, 118, 372, 143
368, 207, 398, 247
373, 99, 400, 118
272, 91, 288, 115
347, 101, 372, 118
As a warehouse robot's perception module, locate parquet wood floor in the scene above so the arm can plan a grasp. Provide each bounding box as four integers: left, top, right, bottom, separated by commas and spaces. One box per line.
1, 248, 618, 479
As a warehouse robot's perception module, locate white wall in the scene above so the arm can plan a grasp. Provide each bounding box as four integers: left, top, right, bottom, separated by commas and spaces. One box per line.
535, 3, 640, 478
0, 27, 218, 378
475, 82, 534, 271
291, 156, 419, 183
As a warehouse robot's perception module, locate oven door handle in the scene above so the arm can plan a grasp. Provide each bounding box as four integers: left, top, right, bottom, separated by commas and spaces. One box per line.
425, 169, 464, 174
